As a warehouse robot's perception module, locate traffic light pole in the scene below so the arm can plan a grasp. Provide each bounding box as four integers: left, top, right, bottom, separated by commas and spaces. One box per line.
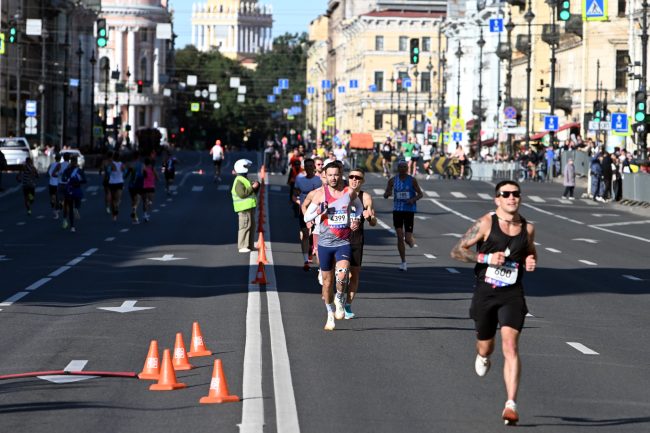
641, 0, 649, 160
549, 3, 557, 150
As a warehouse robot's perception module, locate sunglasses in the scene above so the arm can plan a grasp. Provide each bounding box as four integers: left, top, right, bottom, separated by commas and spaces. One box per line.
497, 190, 521, 198
348, 175, 364, 180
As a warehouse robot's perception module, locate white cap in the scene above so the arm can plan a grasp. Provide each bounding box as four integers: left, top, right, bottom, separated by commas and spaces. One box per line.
234, 159, 253, 174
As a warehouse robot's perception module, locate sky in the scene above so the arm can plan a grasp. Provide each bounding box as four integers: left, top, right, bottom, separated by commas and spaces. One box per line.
169, 0, 329, 49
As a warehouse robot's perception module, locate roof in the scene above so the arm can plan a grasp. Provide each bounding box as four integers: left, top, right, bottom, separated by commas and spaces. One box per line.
363, 10, 446, 19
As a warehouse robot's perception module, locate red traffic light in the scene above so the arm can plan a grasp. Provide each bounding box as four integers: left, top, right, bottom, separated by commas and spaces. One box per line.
180, 127, 185, 133
137, 80, 143, 85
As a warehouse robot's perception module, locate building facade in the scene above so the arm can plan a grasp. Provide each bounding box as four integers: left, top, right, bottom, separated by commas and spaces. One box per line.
190, 0, 273, 60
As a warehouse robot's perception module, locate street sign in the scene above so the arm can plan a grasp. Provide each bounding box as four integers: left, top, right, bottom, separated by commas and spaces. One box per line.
599, 121, 611, 130
0, 34, 5, 55
425, 109, 434, 120
25, 100, 37, 117
610, 113, 628, 132
349, 79, 359, 89
25, 116, 37, 128
583, 0, 607, 21
403, 78, 412, 89
450, 118, 465, 132
190, 102, 200, 112
504, 126, 526, 135
321, 80, 331, 89
489, 18, 504, 33
504, 106, 517, 119
278, 78, 289, 90
544, 115, 559, 131
503, 119, 517, 127
449, 105, 462, 118
25, 127, 37, 135
588, 120, 600, 131
452, 132, 463, 142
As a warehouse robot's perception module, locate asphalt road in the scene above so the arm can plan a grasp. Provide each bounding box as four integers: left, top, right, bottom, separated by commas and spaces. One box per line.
1, 150, 649, 432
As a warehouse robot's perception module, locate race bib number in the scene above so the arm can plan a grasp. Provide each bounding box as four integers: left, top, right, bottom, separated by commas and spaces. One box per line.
328, 209, 349, 228
484, 261, 519, 287
396, 191, 410, 200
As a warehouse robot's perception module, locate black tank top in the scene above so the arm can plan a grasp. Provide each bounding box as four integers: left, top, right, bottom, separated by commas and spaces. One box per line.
474, 213, 529, 289
350, 191, 366, 245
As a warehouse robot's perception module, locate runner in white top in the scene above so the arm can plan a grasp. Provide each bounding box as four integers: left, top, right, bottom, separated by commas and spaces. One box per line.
209, 139, 225, 182
108, 154, 126, 221
47, 154, 63, 219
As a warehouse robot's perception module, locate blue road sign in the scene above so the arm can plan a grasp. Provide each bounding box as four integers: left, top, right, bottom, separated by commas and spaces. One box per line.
584, 0, 606, 21
544, 115, 559, 131
489, 18, 504, 33
611, 113, 628, 132
504, 106, 517, 119
278, 78, 289, 90
338, 86, 346, 93
273, 86, 281, 95
403, 78, 412, 89
293, 94, 301, 103
369, 84, 377, 92
267, 95, 276, 103
307, 86, 315, 95
325, 92, 333, 101
321, 80, 331, 89
452, 132, 463, 142
349, 79, 359, 89
303, 98, 310, 106
25, 100, 37, 117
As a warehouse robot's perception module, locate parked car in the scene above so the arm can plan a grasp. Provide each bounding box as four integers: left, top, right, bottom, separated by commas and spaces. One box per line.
60, 149, 85, 169
0, 137, 31, 169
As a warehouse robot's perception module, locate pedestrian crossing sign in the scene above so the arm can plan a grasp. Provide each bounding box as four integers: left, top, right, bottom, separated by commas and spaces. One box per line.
0, 34, 4, 55
583, 0, 607, 21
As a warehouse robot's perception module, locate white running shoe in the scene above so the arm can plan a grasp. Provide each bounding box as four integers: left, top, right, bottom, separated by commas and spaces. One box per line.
324, 313, 335, 331
399, 262, 408, 272
502, 400, 519, 425
475, 354, 491, 377
334, 293, 345, 320
239, 248, 251, 253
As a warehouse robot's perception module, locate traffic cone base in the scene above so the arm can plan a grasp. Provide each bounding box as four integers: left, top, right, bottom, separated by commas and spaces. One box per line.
138, 340, 160, 380
188, 322, 213, 358
257, 232, 269, 265
150, 349, 186, 391
251, 262, 268, 284
199, 359, 240, 404
172, 332, 194, 370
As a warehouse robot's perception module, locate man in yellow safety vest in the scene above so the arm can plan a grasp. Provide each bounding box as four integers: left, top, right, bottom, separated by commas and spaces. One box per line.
232, 159, 260, 253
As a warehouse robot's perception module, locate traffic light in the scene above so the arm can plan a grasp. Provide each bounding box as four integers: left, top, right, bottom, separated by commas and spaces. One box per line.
634, 90, 646, 122
557, 0, 570, 21
593, 100, 603, 122
8, 22, 17, 44
180, 127, 185, 133
96, 19, 108, 48
409, 38, 420, 64
137, 79, 143, 93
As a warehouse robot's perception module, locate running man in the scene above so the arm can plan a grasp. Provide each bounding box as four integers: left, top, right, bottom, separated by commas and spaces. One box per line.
293, 158, 323, 271
380, 136, 394, 178
346, 167, 377, 319
47, 154, 62, 219
17, 157, 38, 215
303, 162, 362, 330
162, 150, 177, 195
141, 156, 159, 222
383, 159, 423, 271
450, 180, 537, 425
100, 151, 113, 214
210, 139, 225, 181
60, 156, 87, 232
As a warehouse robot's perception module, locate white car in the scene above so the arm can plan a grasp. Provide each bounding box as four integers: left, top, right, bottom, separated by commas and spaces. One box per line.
0, 137, 31, 169
60, 149, 85, 169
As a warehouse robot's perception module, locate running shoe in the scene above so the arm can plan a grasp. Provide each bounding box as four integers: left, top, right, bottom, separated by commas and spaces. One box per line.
27, 209, 32, 216
334, 293, 346, 320
28, 193, 34, 201
324, 313, 335, 331
105, 206, 111, 215
70, 227, 76, 233
303, 261, 310, 271
344, 304, 355, 320
399, 262, 408, 272
475, 354, 491, 377
53, 210, 59, 220
62, 219, 69, 230
239, 248, 251, 253
502, 400, 519, 425
74, 208, 80, 220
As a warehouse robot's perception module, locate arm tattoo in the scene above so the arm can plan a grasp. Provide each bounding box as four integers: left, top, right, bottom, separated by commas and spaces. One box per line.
450, 219, 482, 263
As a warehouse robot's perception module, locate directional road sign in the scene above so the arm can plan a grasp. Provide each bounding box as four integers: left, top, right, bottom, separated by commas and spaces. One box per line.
403, 78, 412, 89
489, 18, 504, 33
544, 115, 559, 131
583, 0, 607, 21
26, 100, 37, 117
450, 118, 465, 132
610, 113, 628, 132
504, 106, 517, 119
452, 132, 463, 142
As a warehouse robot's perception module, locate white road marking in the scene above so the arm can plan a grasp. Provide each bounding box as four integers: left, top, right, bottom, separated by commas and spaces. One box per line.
0, 292, 30, 306
17, 222, 26, 226
0, 255, 11, 261
545, 248, 561, 253
522, 203, 584, 225
86, 186, 99, 192
591, 213, 620, 217
375, 217, 396, 235
152, 209, 160, 213
528, 195, 545, 203
36, 215, 45, 220
166, 198, 173, 202
0, 185, 21, 198
39, 360, 98, 383
567, 342, 599, 355
451, 191, 466, 198
588, 224, 650, 243
424, 190, 439, 198
191, 185, 204, 192
579, 260, 597, 266
49, 266, 71, 277
81, 248, 98, 257
478, 193, 492, 200
526, 313, 534, 317
556, 198, 573, 204
592, 219, 650, 227
120, 228, 129, 233
35, 186, 47, 193
98, 300, 155, 313
65, 360, 88, 372
443, 233, 463, 238
424, 254, 437, 259
428, 199, 475, 223
581, 199, 598, 206
572, 238, 599, 244
373, 188, 384, 195
25, 278, 51, 291
160, 204, 167, 208
148, 254, 187, 262
416, 216, 429, 220
446, 268, 460, 274
218, 184, 229, 191
67, 257, 85, 266
105, 237, 115, 242
534, 242, 541, 246
170, 185, 178, 191
623, 275, 643, 281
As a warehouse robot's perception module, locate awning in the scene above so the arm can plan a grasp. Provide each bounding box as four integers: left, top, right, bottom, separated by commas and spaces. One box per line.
529, 122, 580, 141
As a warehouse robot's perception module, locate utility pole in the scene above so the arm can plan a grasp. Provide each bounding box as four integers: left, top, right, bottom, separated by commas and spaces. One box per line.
76, 44, 83, 148
641, 0, 649, 159
89, 50, 96, 149
61, 14, 70, 148
524, 3, 535, 151
15, 6, 23, 136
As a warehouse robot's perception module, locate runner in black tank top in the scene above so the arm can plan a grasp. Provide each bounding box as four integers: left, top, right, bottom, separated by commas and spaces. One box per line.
450, 180, 538, 426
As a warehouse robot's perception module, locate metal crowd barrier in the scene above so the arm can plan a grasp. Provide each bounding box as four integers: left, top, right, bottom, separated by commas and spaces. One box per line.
622, 173, 650, 202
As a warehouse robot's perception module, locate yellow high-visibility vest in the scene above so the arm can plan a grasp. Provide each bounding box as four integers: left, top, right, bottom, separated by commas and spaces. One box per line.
231, 175, 257, 212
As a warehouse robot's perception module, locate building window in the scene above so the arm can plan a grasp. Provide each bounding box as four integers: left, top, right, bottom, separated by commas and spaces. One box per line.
421, 72, 431, 92
422, 37, 431, 52
399, 36, 408, 51
618, 0, 626, 16
374, 111, 383, 130
140, 57, 148, 81
375, 35, 384, 51
374, 71, 384, 92
615, 50, 629, 89
140, 29, 148, 42
139, 108, 146, 126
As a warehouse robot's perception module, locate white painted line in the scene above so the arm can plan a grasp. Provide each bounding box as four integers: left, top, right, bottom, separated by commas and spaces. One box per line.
218, 185, 229, 191
446, 268, 460, 274
67, 257, 85, 266
572, 238, 599, 244
166, 198, 173, 202
623, 275, 643, 281
415, 216, 429, 220
191, 186, 204, 192
567, 342, 599, 355
0, 291, 30, 306
64, 360, 88, 372
588, 224, 650, 243
36, 215, 45, 220
528, 195, 545, 203
375, 217, 396, 235
49, 266, 71, 277
522, 203, 584, 225
556, 198, 573, 204
424, 254, 437, 259
478, 193, 492, 200
153, 209, 160, 213
35, 186, 47, 193
373, 188, 384, 195
424, 190, 439, 198
545, 248, 562, 253
25, 278, 51, 291
86, 186, 99, 192
592, 219, 650, 228
429, 199, 475, 223
81, 198, 87, 203
592, 213, 620, 217
170, 185, 178, 191
526, 313, 534, 317
81, 248, 98, 257
270, 185, 282, 192
451, 191, 466, 198
160, 204, 167, 208
443, 233, 463, 238
120, 228, 129, 233
534, 242, 541, 246
579, 260, 597, 266
105, 237, 115, 242
17, 222, 26, 226
581, 199, 598, 206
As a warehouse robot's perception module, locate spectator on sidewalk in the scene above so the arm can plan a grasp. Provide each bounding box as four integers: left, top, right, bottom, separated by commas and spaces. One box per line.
590, 154, 603, 201
562, 158, 576, 199
601, 151, 613, 201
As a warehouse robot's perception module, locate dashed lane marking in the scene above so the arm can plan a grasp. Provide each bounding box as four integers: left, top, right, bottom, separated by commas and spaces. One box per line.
119, 229, 129, 233
446, 268, 460, 274
582, 199, 598, 206
567, 342, 599, 355
522, 203, 584, 225
67, 257, 86, 266
17, 222, 25, 226
105, 237, 115, 242
373, 188, 384, 196
35, 186, 47, 193
191, 186, 204, 192
623, 275, 643, 281
424, 191, 439, 198
375, 217, 396, 235
443, 233, 463, 238
86, 186, 99, 192
161, 204, 167, 208
579, 259, 597, 266
153, 209, 160, 213
25, 278, 51, 291
528, 195, 545, 203
545, 248, 562, 253
424, 254, 437, 259
0, 292, 29, 307
81, 248, 98, 257
451, 192, 466, 198
36, 215, 45, 220
49, 266, 71, 277
218, 185, 229, 191
478, 193, 492, 200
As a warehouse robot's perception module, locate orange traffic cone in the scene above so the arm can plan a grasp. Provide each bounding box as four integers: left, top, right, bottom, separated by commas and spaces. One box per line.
251, 262, 268, 285
150, 349, 187, 391
188, 322, 213, 358
199, 359, 240, 404
172, 332, 194, 371
138, 340, 160, 380
256, 232, 269, 265
260, 165, 266, 179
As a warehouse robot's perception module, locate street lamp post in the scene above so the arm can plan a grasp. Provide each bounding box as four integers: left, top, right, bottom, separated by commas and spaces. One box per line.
546, 0, 558, 149
390, 74, 395, 130
427, 57, 433, 109
397, 77, 402, 130
641, 0, 649, 159
89, 51, 96, 150
477, 27, 485, 159
103, 61, 109, 148
113, 67, 119, 145
455, 40, 463, 146
76, 45, 83, 149
414, 68, 420, 135
505, 13, 515, 158
438, 53, 447, 152
126, 69, 131, 148
524, 3, 535, 151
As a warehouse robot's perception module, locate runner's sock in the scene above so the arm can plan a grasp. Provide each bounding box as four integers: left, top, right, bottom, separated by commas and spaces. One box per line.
326, 303, 335, 313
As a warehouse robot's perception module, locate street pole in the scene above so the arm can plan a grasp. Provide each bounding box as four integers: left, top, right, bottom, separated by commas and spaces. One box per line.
506, 13, 514, 158
126, 68, 131, 148
455, 40, 462, 147
414, 68, 419, 136
437, 18, 445, 151
524, 3, 535, 151
641, 0, 648, 159
390, 74, 395, 130
76, 45, 83, 148
397, 77, 402, 130
89, 50, 96, 149
40, 24, 46, 149
113, 67, 119, 145
103, 61, 109, 149
477, 27, 485, 159
61, 16, 70, 148
15, 7, 22, 136
405, 78, 409, 133
549, 0, 557, 149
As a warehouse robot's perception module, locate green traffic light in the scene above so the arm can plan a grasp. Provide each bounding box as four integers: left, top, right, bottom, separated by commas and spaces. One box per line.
99, 29, 106, 37
639, 102, 646, 111
9, 28, 16, 36
635, 111, 646, 122
559, 10, 570, 20
413, 48, 419, 54
97, 38, 107, 48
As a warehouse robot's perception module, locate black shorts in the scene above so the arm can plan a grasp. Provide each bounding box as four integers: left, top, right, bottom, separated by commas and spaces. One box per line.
469, 283, 528, 340
142, 187, 155, 194
381, 153, 392, 161
350, 241, 364, 267
109, 183, 124, 194
213, 159, 222, 167
23, 185, 35, 198
393, 211, 415, 232
49, 185, 58, 196
129, 187, 142, 199
165, 171, 175, 180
